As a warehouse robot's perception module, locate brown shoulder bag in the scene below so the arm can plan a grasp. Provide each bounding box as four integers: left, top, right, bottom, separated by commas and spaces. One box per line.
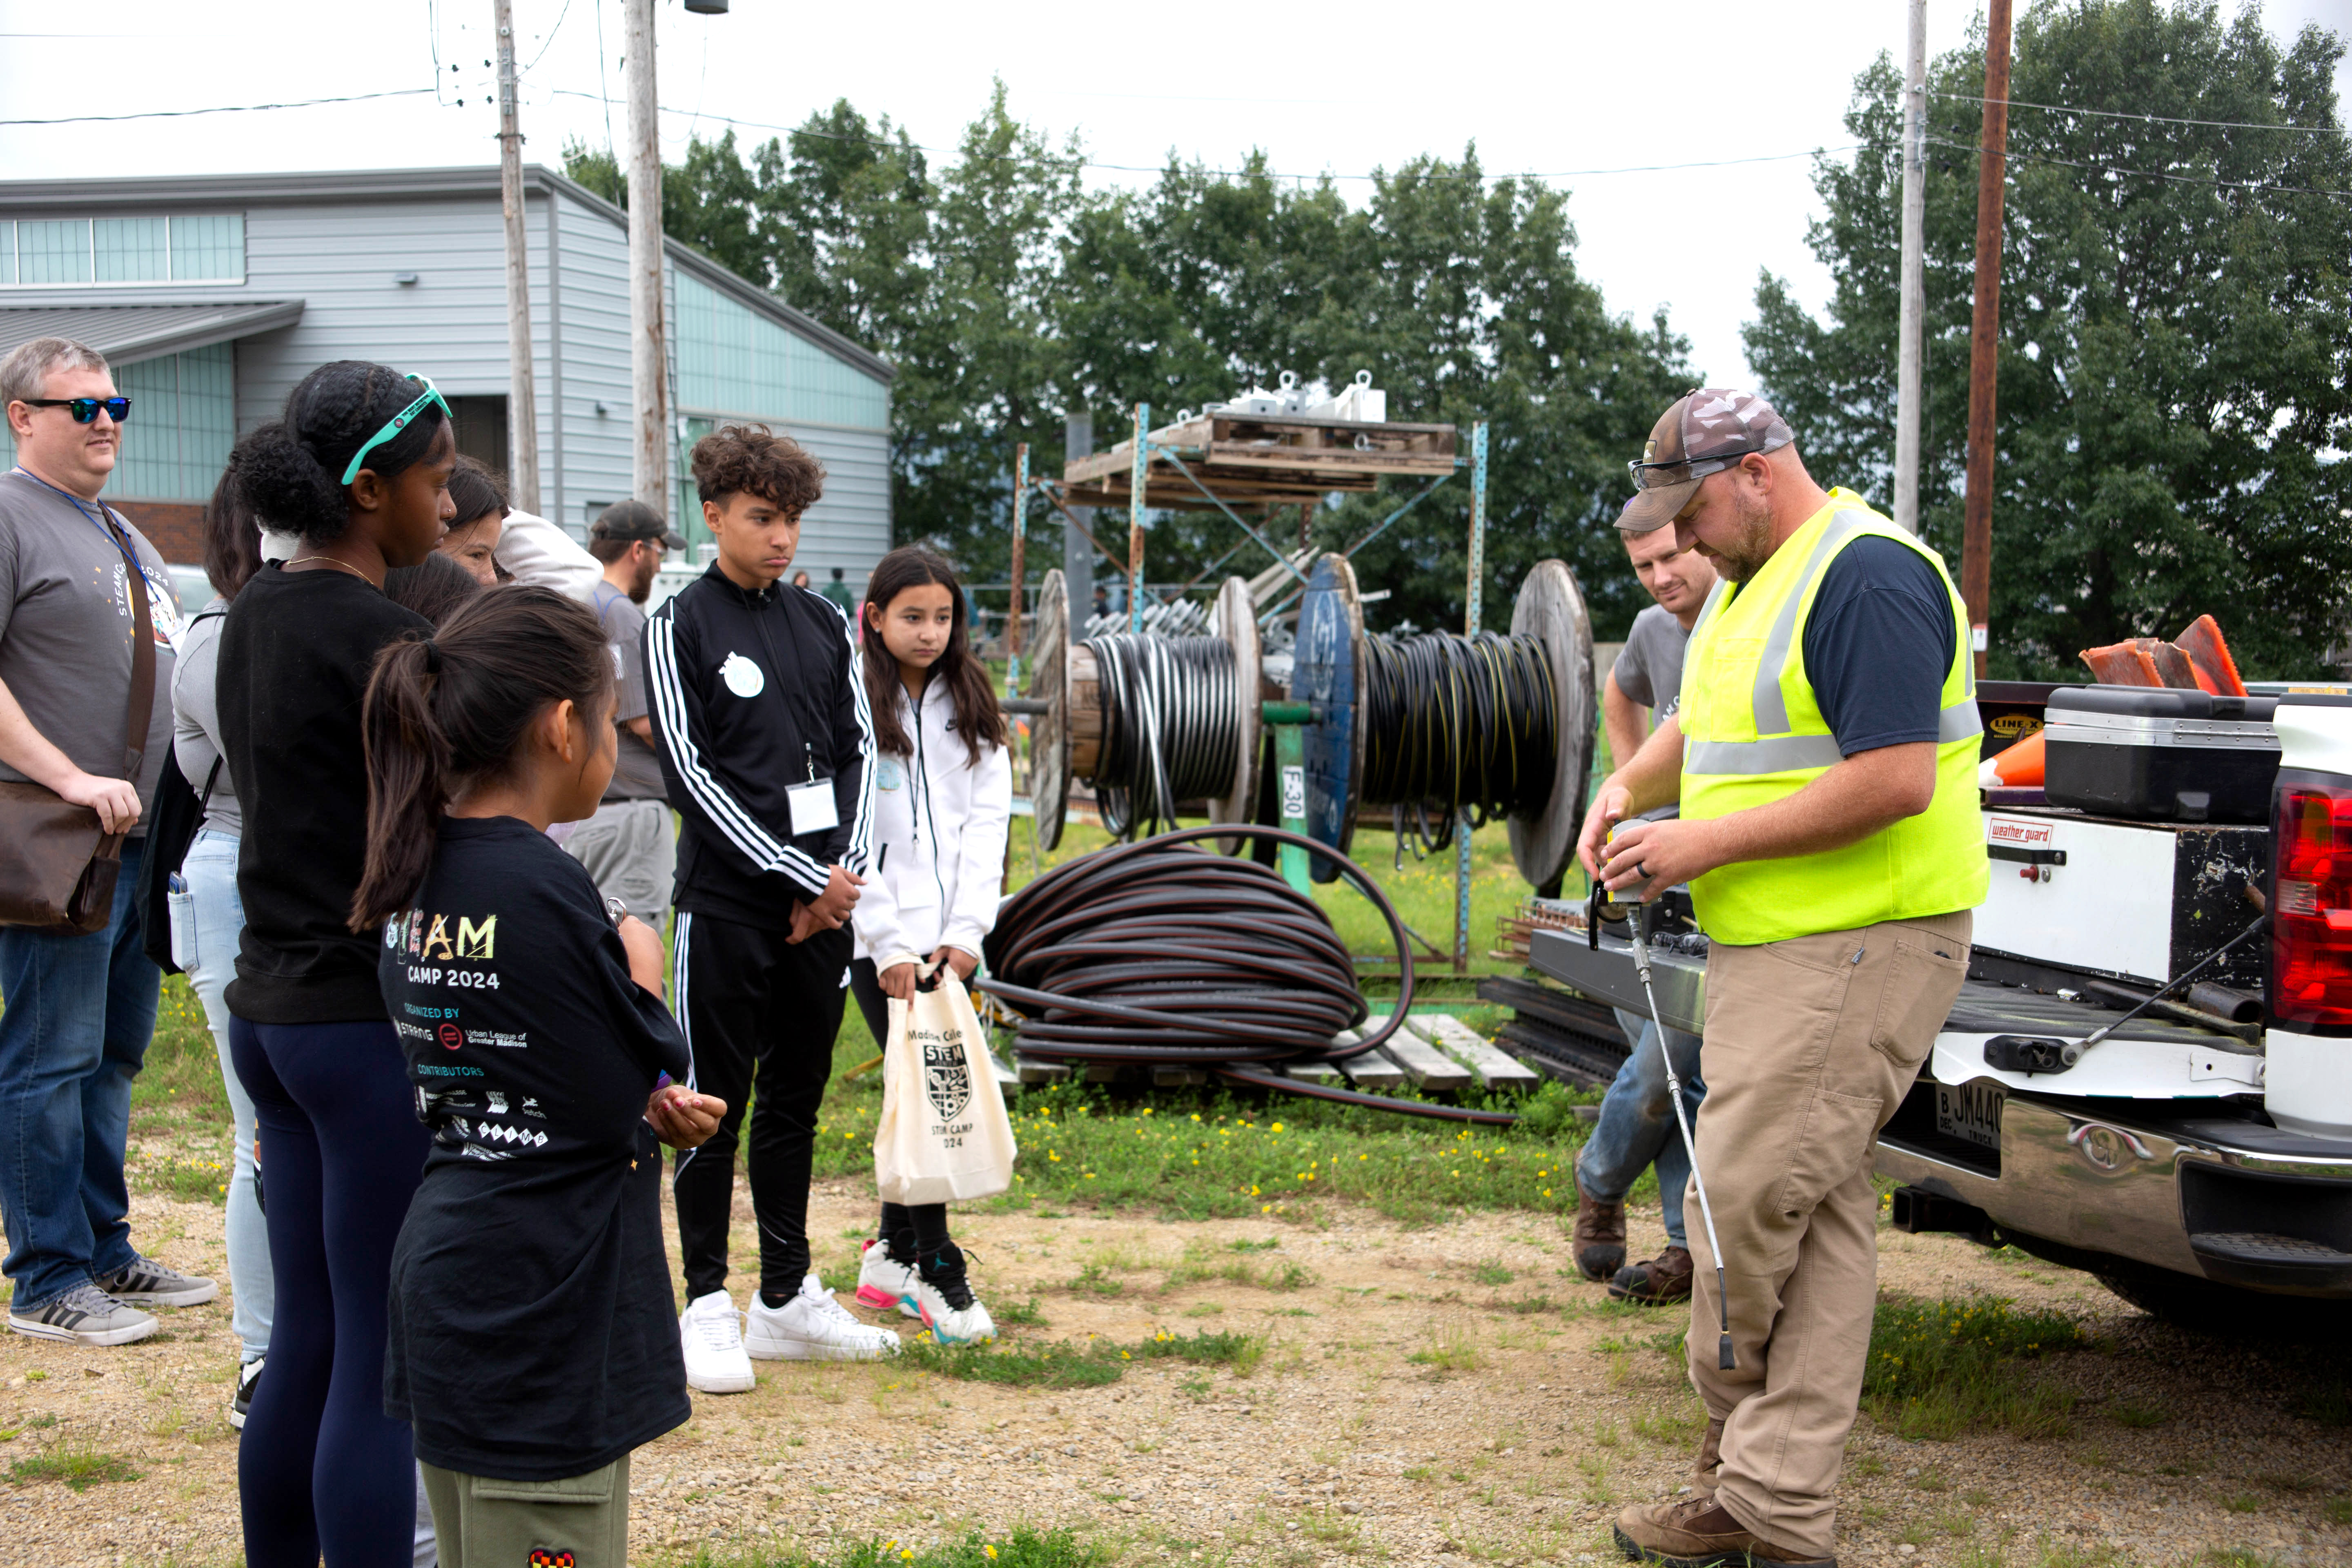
0, 512, 157, 933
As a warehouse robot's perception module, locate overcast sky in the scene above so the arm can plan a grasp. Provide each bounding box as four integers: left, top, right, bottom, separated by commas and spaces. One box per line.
4, 0, 2346, 396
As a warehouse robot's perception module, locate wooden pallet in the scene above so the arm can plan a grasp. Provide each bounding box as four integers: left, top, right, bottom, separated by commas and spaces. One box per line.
1062, 411, 1457, 510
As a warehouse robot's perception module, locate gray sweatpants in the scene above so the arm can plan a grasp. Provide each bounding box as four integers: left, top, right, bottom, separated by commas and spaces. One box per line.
564, 797, 676, 930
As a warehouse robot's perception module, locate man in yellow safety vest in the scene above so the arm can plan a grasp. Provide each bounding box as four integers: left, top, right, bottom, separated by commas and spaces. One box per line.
1576, 389, 1988, 1567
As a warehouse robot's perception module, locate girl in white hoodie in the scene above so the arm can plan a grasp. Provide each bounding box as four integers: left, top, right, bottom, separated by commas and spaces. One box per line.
849, 547, 1011, 1344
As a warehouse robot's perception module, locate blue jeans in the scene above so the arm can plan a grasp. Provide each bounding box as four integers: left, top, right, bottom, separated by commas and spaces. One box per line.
1578, 1007, 1706, 1251
175, 829, 271, 1360
0, 837, 159, 1308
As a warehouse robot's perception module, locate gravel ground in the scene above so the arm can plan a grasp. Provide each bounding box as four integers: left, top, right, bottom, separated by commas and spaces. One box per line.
2, 1167, 2347, 1568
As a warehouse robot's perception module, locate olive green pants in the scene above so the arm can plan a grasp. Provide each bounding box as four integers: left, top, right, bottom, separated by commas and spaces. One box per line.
417, 1454, 630, 1568
1685, 911, 1971, 1559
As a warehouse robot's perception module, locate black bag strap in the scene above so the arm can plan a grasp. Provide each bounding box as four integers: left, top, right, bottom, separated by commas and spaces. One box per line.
101, 508, 157, 786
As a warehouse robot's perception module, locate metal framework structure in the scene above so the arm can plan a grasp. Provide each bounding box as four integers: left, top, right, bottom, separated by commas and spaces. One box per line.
1006, 404, 1492, 974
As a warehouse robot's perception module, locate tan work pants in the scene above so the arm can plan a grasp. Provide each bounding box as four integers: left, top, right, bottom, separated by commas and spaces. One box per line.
1684, 910, 1971, 1558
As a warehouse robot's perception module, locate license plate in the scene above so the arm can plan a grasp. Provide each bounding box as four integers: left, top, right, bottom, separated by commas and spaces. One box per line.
1935, 1082, 2005, 1152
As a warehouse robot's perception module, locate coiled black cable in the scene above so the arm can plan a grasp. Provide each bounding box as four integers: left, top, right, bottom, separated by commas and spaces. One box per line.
1085, 635, 1238, 840
980, 824, 1517, 1125
1361, 631, 1557, 856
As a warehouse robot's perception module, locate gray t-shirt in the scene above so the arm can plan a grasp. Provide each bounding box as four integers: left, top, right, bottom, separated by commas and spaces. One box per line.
0, 468, 181, 832
1614, 603, 1690, 726
592, 581, 667, 802
171, 597, 241, 837
1615, 602, 1691, 825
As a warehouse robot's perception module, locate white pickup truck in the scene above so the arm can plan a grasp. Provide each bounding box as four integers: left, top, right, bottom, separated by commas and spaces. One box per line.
1530, 688, 2352, 1329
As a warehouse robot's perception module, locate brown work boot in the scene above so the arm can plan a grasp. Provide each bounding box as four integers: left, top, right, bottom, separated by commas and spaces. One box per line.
1613, 1497, 1833, 1566
1608, 1245, 1695, 1305
1689, 1416, 1724, 1498
1571, 1169, 1626, 1281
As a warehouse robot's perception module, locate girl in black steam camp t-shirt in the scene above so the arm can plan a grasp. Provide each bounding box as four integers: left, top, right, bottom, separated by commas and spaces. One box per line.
352, 586, 724, 1564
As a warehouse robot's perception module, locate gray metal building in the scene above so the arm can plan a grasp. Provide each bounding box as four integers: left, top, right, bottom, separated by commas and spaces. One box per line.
0, 165, 892, 596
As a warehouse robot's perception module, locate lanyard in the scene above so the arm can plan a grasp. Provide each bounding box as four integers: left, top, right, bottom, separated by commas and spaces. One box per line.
9, 465, 139, 573
9, 466, 181, 648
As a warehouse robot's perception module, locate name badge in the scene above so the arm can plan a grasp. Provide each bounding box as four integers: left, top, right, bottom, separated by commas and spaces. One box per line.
788, 777, 840, 835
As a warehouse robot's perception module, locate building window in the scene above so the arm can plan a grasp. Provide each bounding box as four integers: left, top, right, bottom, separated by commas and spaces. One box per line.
0, 215, 245, 287
110, 344, 236, 502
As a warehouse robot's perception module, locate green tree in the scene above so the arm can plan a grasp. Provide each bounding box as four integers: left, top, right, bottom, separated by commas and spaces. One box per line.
1745, 0, 2352, 679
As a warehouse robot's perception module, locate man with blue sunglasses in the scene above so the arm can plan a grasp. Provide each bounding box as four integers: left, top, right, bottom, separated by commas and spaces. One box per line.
0, 336, 213, 1352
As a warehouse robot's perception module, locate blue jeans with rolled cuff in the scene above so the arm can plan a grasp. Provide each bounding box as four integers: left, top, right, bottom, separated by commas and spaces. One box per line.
1577, 1007, 1706, 1252
0, 836, 159, 1308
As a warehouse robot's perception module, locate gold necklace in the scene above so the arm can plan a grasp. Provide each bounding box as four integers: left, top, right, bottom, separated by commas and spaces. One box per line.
285, 556, 374, 583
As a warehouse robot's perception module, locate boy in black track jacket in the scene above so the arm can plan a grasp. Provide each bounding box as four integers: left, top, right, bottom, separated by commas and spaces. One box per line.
644, 425, 898, 1388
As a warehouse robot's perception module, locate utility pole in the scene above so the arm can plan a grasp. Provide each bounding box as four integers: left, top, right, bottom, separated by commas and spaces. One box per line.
1962, 0, 2011, 677
1065, 411, 1094, 618
624, 0, 668, 523
493, 0, 540, 514
1893, 0, 1927, 536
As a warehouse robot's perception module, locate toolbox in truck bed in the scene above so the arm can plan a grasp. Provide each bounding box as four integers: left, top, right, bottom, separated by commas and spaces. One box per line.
2042, 685, 2279, 824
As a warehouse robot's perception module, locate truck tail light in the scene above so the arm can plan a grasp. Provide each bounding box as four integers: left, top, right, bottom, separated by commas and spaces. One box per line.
2272, 780, 2352, 1029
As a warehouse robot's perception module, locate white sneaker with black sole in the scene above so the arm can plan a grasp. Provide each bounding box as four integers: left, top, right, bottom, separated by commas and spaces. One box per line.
855, 1239, 920, 1320
745, 1273, 900, 1361
8, 1281, 157, 1347
231, 1356, 265, 1430
98, 1255, 217, 1308
678, 1290, 757, 1394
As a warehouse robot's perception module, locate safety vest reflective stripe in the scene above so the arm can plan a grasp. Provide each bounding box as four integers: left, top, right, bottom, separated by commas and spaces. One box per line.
1685, 698, 1983, 776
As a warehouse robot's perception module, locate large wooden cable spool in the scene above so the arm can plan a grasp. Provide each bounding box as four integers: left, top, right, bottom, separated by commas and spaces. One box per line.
1208, 574, 1262, 835
1288, 552, 1368, 882
1506, 559, 1597, 892
1025, 569, 1072, 851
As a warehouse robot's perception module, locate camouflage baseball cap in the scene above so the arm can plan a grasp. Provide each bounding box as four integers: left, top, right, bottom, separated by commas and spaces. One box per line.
1616, 389, 1795, 533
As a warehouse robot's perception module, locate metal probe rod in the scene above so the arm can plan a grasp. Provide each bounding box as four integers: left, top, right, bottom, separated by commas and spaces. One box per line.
1625, 907, 1735, 1371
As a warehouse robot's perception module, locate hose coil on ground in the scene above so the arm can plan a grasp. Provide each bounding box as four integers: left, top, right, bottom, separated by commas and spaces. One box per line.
980, 824, 1516, 1125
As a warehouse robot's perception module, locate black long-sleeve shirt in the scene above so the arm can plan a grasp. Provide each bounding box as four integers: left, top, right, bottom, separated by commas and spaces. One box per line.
643, 564, 875, 931
217, 563, 432, 1022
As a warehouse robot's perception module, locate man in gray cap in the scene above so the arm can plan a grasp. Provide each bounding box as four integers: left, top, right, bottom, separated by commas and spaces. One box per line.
571, 500, 690, 929
1577, 390, 1986, 1566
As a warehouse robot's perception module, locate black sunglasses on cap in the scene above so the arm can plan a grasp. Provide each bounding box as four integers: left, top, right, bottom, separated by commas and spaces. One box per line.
19, 397, 131, 425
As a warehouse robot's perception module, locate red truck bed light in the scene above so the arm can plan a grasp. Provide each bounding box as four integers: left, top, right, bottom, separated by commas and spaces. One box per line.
2273, 783, 2352, 1027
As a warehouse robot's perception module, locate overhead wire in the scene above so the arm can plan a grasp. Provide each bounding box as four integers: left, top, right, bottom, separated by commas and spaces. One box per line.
1920, 131, 2352, 200
1931, 89, 2348, 137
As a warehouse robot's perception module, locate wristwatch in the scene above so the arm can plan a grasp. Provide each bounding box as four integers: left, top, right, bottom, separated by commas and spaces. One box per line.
604, 896, 630, 929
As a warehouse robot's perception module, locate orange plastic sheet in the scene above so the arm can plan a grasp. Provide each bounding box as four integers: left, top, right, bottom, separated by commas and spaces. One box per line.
2174, 615, 2247, 696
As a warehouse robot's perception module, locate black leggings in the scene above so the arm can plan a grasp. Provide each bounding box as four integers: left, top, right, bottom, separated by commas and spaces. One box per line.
849, 957, 951, 1262
229, 1017, 433, 1568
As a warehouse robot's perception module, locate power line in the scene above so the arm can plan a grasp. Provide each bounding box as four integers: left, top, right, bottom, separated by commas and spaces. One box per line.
1921, 132, 2352, 199
541, 88, 1863, 183
0, 88, 438, 126
1931, 89, 2349, 137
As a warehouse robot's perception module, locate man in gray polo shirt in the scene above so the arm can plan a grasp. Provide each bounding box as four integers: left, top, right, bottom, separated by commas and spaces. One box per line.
0, 337, 214, 1349
569, 500, 687, 930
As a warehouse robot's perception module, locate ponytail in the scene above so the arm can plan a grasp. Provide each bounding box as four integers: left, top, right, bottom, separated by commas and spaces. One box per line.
232, 359, 450, 545
350, 586, 612, 930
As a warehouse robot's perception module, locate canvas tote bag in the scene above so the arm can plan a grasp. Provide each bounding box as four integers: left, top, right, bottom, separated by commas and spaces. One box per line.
0, 511, 156, 934
874, 966, 1018, 1205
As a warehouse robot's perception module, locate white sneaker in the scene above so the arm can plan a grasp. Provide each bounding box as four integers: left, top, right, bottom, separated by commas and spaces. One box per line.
678, 1290, 757, 1394
911, 1275, 996, 1346
855, 1239, 920, 1320
745, 1273, 900, 1362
